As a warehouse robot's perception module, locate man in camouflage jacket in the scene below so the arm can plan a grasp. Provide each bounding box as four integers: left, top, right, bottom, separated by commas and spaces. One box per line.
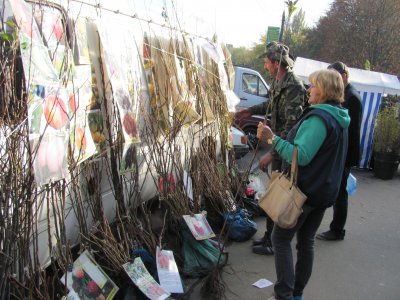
236, 42, 307, 255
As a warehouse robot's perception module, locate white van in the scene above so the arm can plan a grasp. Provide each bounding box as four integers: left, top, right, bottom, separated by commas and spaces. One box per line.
233, 66, 269, 109
0, 0, 238, 275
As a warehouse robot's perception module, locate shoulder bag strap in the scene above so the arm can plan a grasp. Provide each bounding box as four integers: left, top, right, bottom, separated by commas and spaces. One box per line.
290, 146, 299, 186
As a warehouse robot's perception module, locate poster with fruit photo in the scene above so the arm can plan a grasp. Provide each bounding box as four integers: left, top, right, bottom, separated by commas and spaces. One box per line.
87, 109, 105, 147
10, 0, 71, 185
70, 119, 96, 165
74, 17, 91, 65
31, 133, 68, 186
9, 0, 59, 85
123, 257, 170, 300
34, 6, 64, 48
182, 213, 216, 240
156, 247, 184, 294
28, 85, 69, 185
61, 250, 119, 300
68, 65, 97, 164
171, 56, 200, 127
119, 143, 137, 175
32, 5, 71, 78
96, 19, 141, 144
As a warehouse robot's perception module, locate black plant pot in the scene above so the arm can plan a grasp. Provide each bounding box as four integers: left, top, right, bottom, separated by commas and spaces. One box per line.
373, 152, 400, 180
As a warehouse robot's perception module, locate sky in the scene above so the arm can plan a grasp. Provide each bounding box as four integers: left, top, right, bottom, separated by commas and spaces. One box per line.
137, 0, 334, 48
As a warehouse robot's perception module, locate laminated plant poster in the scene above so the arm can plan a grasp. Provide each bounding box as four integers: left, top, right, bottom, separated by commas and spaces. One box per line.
61, 250, 119, 300
123, 257, 170, 300
156, 247, 184, 294
183, 213, 216, 240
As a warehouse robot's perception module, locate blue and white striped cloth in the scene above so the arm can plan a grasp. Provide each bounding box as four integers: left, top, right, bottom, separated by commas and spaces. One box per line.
358, 91, 382, 168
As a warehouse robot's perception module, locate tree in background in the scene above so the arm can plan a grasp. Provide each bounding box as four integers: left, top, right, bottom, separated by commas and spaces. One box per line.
230, 0, 399, 79
301, 0, 400, 75
228, 40, 271, 81
280, 0, 299, 42
283, 9, 308, 56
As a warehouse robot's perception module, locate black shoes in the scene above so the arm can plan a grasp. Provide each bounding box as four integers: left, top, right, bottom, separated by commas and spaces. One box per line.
252, 234, 274, 255
253, 243, 274, 255
316, 230, 345, 241
253, 235, 266, 246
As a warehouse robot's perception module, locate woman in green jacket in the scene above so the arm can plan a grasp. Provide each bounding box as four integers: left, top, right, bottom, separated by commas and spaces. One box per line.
258, 69, 350, 300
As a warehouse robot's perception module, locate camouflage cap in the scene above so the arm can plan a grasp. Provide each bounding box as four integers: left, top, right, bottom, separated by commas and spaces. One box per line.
259, 42, 294, 68
327, 61, 349, 75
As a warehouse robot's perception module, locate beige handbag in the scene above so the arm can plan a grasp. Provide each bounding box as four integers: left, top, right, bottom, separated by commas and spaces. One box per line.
259, 147, 307, 229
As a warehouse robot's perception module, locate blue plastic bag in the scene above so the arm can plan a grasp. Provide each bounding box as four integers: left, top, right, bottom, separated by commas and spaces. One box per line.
346, 173, 357, 196
223, 208, 257, 242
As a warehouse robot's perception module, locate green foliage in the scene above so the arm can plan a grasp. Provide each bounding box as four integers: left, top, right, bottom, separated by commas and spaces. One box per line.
230, 43, 266, 77
373, 107, 400, 154
283, 9, 308, 54
1, 21, 18, 54
282, 0, 299, 43
0, 21, 17, 42
5, 20, 17, 28
285, 0, 299, 18
364, 59, 371, 70
0, 32, 11, 42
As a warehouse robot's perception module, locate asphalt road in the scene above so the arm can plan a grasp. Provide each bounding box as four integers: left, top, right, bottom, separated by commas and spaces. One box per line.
189, 146, 400, 299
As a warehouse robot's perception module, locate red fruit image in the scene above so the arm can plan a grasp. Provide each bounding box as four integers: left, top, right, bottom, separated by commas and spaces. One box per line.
86, 280, 100, 295
158, 254, 169, 269
193, 223, 205, 235
158, 173, 175, 195
13, 0, 36, 39
72, 267, 84, 279
69, 93, 79, 113
51, 15, 64, 41
143, 41, 150, 58
44, 95, 68, 129
74, 128, 87, 151
122, 113, 137, 138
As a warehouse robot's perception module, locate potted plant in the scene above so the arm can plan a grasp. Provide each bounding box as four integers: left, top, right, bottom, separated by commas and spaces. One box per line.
372, 106, 400, 179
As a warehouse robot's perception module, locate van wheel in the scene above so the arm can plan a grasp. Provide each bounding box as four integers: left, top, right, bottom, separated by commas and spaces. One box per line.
244, 127, 258, 149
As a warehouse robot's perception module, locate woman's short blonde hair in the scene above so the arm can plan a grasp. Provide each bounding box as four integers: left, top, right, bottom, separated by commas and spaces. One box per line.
308, 69, 344, 103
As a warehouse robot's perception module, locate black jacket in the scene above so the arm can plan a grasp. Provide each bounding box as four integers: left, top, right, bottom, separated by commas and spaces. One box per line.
343, 83, 362, 167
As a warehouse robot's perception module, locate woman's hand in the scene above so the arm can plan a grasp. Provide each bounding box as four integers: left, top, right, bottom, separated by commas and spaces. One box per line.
257, 122, 274, 142
259, 152, 273, 171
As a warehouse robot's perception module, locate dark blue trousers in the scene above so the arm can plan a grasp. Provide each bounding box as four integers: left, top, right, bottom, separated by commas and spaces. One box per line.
272, 205, 326, 300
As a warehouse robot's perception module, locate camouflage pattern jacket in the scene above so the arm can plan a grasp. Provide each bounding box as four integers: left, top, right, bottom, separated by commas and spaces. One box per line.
249, 69, 307, 139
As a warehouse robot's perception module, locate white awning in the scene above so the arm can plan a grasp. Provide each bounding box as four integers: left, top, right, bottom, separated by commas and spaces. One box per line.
293, 57, 400, 95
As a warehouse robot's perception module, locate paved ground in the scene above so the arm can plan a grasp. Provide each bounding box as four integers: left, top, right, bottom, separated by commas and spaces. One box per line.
188, 145, 400, 299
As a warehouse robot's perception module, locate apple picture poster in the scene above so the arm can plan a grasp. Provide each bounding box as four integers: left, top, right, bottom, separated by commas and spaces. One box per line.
61, 250, 119, 300
183, 213, 216, 240
9, 0, 98, 185
96, 19, 141, 146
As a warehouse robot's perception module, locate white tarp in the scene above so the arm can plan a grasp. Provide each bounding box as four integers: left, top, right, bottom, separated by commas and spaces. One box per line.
293, 57, 400, 168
